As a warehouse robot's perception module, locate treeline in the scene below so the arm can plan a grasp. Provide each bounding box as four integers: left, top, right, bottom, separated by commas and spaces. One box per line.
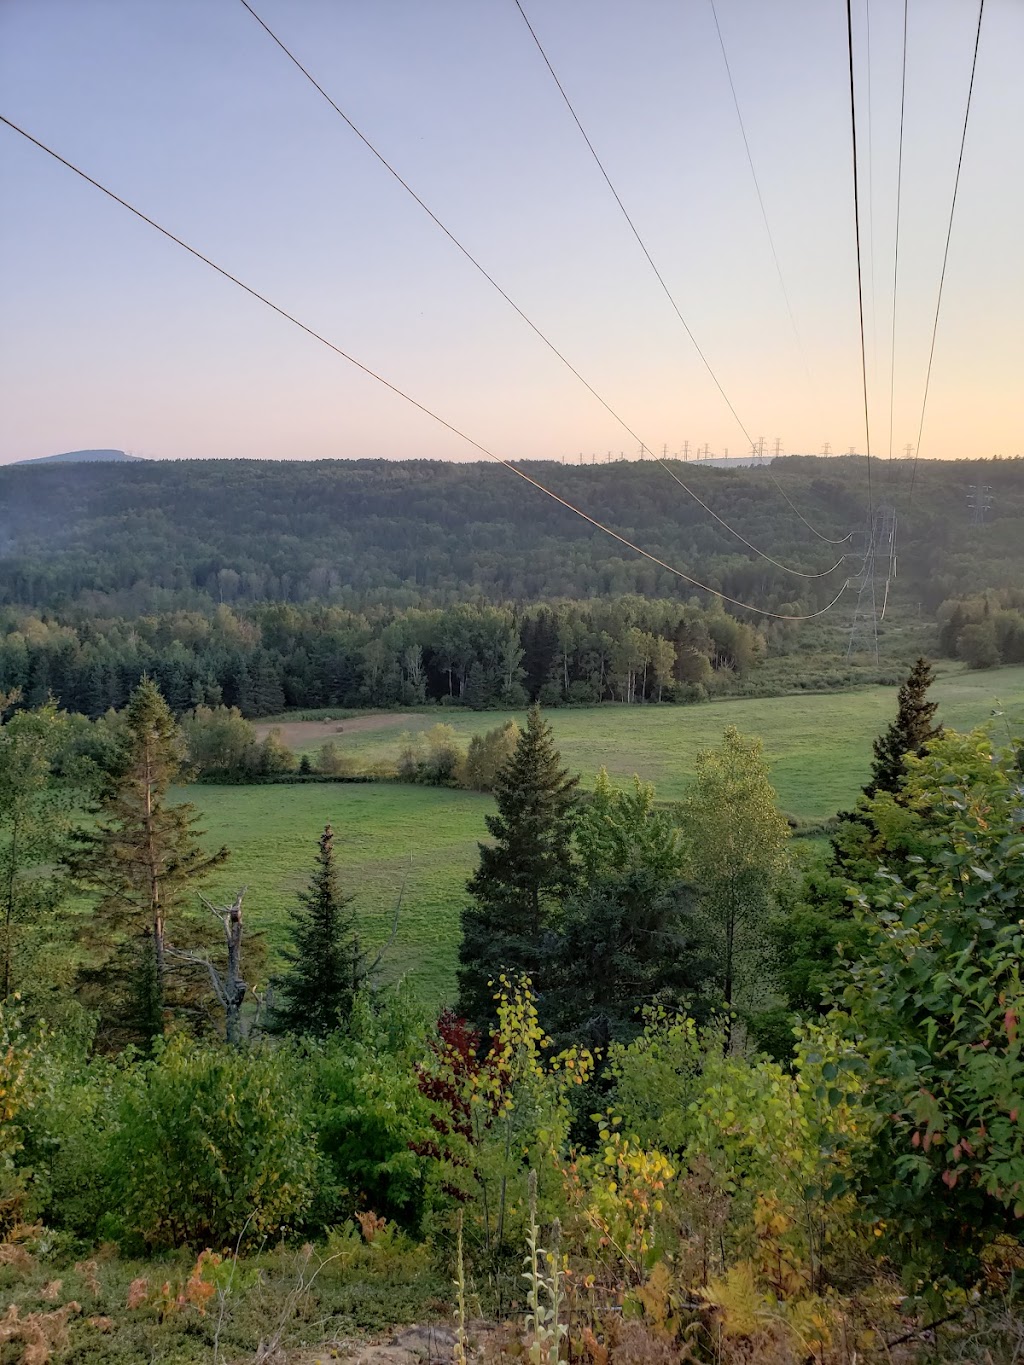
938, 587, 1024, 668
0, 596, 765, 718
3, 455, 1023, 617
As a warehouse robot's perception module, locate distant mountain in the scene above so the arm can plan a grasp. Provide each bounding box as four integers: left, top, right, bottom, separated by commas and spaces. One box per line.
13, 449, 143, 466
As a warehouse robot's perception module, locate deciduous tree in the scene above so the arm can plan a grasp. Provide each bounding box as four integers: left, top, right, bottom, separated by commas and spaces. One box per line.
678, 726, 790, 1013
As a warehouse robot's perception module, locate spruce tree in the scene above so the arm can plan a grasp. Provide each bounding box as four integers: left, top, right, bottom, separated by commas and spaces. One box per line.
271, 824, 359, 1037
68, 678, 228, 1048
864, 657, 942, 798
457, 705, 577, 1025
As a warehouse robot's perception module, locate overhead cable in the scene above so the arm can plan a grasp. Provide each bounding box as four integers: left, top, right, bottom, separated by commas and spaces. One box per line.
512, 0, 853, 546
238, 0, 843, 578
845, 0, 874, 522
0, 112, 850, 622
708, 0, 812, 387
886, 0, 908, 470
907, 0, 985, 500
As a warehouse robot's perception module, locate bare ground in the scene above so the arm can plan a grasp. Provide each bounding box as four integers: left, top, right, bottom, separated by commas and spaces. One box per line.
252, 713, 417, 751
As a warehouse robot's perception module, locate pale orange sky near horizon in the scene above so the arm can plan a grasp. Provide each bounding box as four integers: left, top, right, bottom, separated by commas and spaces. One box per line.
1, 0, 1021, 467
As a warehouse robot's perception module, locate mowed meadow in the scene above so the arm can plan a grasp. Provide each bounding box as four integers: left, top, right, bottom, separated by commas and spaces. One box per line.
193, 664, 1024, 1002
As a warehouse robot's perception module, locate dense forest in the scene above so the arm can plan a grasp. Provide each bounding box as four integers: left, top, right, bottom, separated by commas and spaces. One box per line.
0, 596, 770, 717
2, 454, 1022, 615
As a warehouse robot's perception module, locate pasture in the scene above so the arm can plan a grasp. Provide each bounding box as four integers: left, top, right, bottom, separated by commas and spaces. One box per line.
210, 664, 1024, 1003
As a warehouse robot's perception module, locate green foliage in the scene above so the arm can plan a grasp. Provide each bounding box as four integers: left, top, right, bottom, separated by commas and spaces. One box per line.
67, 679, 229, 1048
112, 1034, 316, 1248
417, 976, 592, 1280
576, 769, 682, 885
864, 656, 942, 798
458, 720, 520, 792
0, 701, 81, 1012
608, 1010, 867, 1281
838, 728, 1024, 1278
271, 824, 361, 1037
180, 703, 259, 777
308, 990, 436, 1228
396, 722, 465, 785
458, 707, 578, 1024
678, 726, 791, 1011
15, 1029, 120, 1237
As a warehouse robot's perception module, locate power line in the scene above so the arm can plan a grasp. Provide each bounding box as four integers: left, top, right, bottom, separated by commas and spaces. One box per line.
707, 0, 812, 386
512, 0, 853, 549
886, 0, 908, 469
0, 112, 850, 624
845, 0, 874, 524
239, 0, 840, 580
512, 0, 752, 447
907, 0, 985, 500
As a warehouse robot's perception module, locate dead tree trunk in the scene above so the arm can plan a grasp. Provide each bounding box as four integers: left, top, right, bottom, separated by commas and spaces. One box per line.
165, 887, 249, 1045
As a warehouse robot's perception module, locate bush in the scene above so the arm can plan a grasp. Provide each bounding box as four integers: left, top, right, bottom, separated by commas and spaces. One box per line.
111, 1036, 317, 1248
15, 1031, 120, 1238
457, 720, 520, 792
396, 725, 465, 786
309, 992, 436, 1229
317, 739, 359, 777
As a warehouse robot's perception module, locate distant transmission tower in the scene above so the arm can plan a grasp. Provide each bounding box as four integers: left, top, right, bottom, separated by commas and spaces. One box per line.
821, 441, 832, 457
773, 436, 782, 458
967, 483, 992, 526
847, 504, 897, 663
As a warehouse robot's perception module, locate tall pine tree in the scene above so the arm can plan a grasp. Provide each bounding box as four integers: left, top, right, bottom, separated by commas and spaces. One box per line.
271, 824, 360, 1037
68, 678, 228, 1048
457, 705, 577, 1025
864, 657, 942, 798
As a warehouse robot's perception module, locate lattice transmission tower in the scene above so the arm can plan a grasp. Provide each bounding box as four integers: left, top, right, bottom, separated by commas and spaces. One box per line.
847, 505, 897, 663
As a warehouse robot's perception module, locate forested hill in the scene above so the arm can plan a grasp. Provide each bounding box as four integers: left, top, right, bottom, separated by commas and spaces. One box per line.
0, 454, 1020, 614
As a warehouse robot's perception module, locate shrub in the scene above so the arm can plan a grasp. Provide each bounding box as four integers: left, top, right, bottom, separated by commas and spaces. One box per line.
457, 721, 520, 792
111, 1036, 317, 1247
396, 725, 465, 786
309, 992, 436, 1229
14, 1031, 120, 1238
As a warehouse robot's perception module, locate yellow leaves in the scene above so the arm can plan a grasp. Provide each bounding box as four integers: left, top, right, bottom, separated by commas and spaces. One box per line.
703, 1261, 767, 1338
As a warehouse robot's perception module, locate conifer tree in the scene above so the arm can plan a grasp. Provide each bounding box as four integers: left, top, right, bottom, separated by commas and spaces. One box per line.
271, 824, 360, 1037
457, 705, 577, 1025
864, 657, 942, 798
68, 678, 228, 1048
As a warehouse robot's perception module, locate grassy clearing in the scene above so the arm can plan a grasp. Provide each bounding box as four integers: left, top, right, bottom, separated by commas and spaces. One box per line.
190, 782, 490, 1002
269, 664, 1024, 817
191, 666, 1024, 1005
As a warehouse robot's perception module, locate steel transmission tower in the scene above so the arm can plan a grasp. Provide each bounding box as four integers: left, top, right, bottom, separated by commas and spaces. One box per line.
847, 504, 897, 664
967, 483, 993, 526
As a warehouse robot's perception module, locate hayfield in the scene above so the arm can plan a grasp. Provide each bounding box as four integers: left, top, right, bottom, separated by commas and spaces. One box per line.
261, 664, 1024, 816
192, 665, 1024, 1004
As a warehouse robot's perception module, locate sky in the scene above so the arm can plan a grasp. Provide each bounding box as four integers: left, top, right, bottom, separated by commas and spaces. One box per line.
1, 0, 1021, 466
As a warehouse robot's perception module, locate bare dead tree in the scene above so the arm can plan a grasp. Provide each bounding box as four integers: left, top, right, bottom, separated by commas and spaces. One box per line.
166, 886, 250, 1045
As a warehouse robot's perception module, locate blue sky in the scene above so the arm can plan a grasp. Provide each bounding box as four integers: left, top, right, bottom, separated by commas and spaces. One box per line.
1, 0, 1020, 464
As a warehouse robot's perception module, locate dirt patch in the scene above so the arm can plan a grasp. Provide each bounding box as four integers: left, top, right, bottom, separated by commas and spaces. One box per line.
253, 714, 417, 751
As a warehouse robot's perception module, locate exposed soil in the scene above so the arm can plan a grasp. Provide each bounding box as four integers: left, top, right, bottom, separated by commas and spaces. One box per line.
252, 714, 417, 751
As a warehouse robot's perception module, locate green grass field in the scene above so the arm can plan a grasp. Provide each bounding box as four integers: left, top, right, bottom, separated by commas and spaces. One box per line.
272, 664, 1024, 816
196, 664, 1024, 1004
